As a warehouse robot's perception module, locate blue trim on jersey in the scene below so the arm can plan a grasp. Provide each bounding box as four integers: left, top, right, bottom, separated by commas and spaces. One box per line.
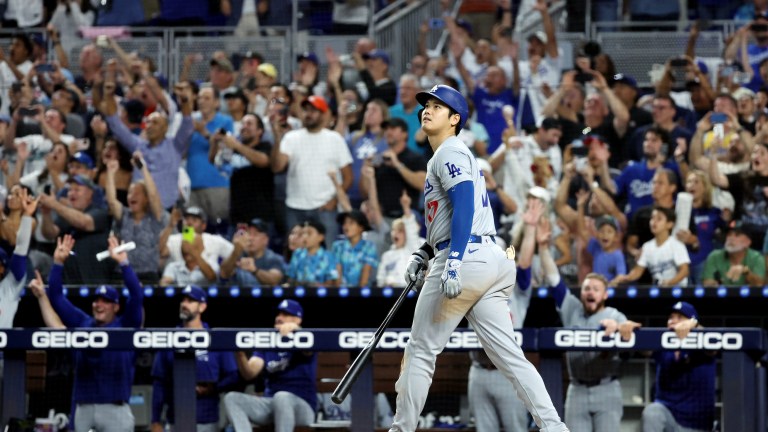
552, 279, 568, 308
446, 181, 474, 261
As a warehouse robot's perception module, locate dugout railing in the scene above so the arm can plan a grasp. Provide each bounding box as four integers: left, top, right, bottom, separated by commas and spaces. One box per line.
0, 327, 765, 432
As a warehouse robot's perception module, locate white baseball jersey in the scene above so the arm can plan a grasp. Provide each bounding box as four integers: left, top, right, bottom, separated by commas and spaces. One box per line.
424, 136, 496, 248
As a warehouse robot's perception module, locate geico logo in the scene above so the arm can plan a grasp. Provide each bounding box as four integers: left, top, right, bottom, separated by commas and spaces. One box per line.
445, 331, 483, 349
338, 331, 411, 349
133, 331, 210, 349
32, 331, 109, 348
661, 332, 743, 350
0, 332, 6, 348
554, 330, 635, 348
235, 331, 314, 349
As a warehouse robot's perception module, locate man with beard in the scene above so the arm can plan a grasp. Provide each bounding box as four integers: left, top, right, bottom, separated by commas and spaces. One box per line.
701, 222, 765, 286
689, 94, 755, 167
270, 95, 353, 248
541, 241, 639, 431
150, 285, 239, 432
615, 127, 681, 218
222, 114, 275, 227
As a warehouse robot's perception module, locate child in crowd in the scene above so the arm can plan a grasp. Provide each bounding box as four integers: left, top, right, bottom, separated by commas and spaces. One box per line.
376, 191, 424, 288
610, 206, 690, 287
287, 220, 340, 287
332, 210, 378, 287
584, 215, 626, 281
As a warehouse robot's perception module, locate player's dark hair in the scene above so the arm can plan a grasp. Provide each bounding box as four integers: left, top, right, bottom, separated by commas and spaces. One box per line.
652, 205, 676, 226
448, 107, 461, 135
584, 273, 609, 289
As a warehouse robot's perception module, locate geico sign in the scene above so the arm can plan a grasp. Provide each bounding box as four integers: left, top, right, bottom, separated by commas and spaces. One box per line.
235, 331, 314, 349
32, 331, 109, 348
338, 331, 493, 349
554, 330, 635, 348
0, 331, 6, 348
133, 331, 210, 349
661, 332, 743, 350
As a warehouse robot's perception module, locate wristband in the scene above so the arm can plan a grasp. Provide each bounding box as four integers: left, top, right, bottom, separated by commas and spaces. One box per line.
417, 242, 435, 260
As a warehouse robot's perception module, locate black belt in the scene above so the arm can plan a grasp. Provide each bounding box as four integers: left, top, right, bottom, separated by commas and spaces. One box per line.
435, 235, 495, 251
574, 376, 618, 387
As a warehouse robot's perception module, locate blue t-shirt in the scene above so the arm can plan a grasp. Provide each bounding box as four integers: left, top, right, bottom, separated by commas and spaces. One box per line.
389, 104, 423, 155
347, 131, 388, 203
587, 238, 627, 281
614, 160, 680, 217
653, 350, 716, 430
472, 87, 518, 154
253, 350, 317, 411
187, 112, 234, 189
690, 207, 725, 266
744, 44, 768, 91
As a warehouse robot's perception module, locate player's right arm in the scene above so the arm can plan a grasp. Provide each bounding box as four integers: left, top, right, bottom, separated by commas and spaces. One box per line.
234, 351, 265, 381
47, 235, 90, 327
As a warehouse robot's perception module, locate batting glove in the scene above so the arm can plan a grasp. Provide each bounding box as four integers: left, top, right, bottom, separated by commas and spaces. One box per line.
440, 259, 462, 299
404, 249, 429, 291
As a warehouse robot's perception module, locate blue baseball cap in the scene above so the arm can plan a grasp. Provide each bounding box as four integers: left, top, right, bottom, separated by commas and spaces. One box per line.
612, 73, 637, 90
277, 299, 303, 318
67, 174, 98, 190
671, 301, 698, 320
70, 152, 94, 169
182, 285, 207, 303
362, 49, 390, 65
297, 51, 319, 65
95, 285, 119, 303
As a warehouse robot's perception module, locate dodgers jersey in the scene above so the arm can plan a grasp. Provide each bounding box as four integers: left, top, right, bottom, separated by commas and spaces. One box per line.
424, 136, 496, 248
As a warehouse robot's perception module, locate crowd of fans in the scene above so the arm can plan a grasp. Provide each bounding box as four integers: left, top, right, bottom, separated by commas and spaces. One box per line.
0, 1, 767, 292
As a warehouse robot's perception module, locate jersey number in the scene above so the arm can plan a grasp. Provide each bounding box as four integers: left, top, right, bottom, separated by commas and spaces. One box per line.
444, 162, 462, 178
427, 200, 438, 223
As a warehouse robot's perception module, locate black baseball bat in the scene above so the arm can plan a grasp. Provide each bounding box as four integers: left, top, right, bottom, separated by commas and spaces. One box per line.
331, 280, 416, 404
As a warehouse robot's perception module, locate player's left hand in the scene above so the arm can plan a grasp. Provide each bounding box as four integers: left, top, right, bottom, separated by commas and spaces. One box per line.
440, 259, 462, 299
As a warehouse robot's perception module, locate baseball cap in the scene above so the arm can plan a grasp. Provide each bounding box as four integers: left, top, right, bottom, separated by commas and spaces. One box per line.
527, 186, 551, 204
671, 301, 698, 320
277, 299, 303, 318
257, 63, 278, 79
297, 52, 319, 65
455, 18, 473, 36
183, 206, 208, 223
70, 152, 94, 169
182, 285, 207, 303
362, 49, 390, 65
67, 174, 98, 190
301, 95, 329, 113
595, 215, 619, 231
210, 57, 234, 73
248, 218, 268, 233
244, 50, 263, 61
337, 209, 372, 231
733, 87, 756, 101
224, 88, 249, 106
612, 73, 638, 90
726, 220, 748, 236
528, 31, 548, 45
382, 117, 409, 132
95, 285, 119, 304
476, 158, 492, 175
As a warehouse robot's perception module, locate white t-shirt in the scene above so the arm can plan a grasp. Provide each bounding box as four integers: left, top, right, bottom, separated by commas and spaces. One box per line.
637, 236, 691, 286
518, 55, 562, 126
166, 233, 234, 270
15, 133, 75, 177
0, 59, 32, 116
281, 128, 353, 210
162, 261, 218, 285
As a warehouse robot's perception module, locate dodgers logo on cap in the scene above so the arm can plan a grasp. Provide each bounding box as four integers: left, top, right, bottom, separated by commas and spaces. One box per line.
277, 299, 303, 318
182, 285, 207, 303
672, 301, 698, 320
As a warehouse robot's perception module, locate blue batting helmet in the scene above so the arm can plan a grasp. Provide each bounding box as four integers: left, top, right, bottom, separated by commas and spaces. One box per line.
416, 85, 468, 129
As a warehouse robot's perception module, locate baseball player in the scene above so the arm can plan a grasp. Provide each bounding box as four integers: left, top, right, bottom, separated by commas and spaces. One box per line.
390, 85, 568, 432
467, 200, 541, 432
151, 285, 239, 432
537, 216, 639, 431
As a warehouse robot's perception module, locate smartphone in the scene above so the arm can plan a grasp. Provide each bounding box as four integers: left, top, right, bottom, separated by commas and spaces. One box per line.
35, 63, 54, 73
43, 184, 52, 195
19, 107, 37, 117
218, 127, 227, 135
175, 197, 185, 210
752, 23, 768, 32
575, 157, 588, 172
670, 58, 689, 67
429, 18, 445, 29
75, 138, 90, 151
571, 144, 589, 158
132, 155, 144, 170
713, 123, 725, 140
711, 112, 728, 124
182, 226, 196, 243
575, 72, 594, 83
